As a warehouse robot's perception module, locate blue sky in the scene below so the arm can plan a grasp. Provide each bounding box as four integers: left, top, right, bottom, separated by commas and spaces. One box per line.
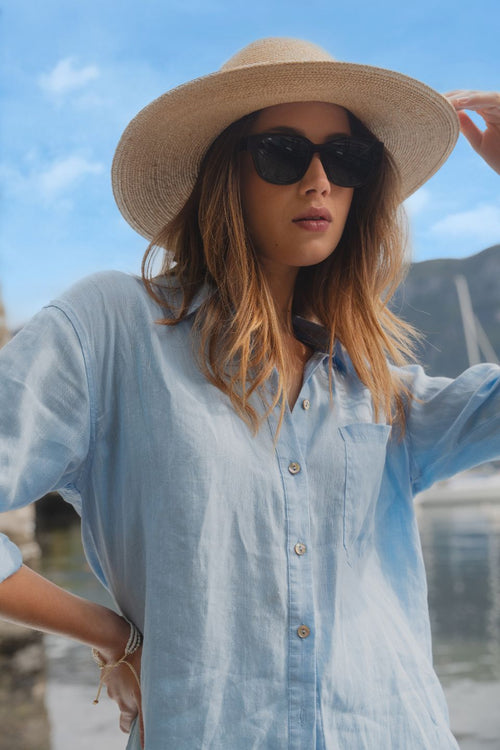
1, 0, 499, 327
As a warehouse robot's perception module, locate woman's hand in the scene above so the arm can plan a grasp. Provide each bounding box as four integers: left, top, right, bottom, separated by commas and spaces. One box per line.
446, 90, 500, 174
0, 566, 145, 747
99, 644, 144, 748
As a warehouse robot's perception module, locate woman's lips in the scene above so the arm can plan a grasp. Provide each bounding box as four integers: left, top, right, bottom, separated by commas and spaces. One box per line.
292, 207, 332, 231
293, 218, 331, 231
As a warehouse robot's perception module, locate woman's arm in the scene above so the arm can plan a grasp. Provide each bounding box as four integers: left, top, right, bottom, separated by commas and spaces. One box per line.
0, 288, 145, 745
446, 90, 500, 173
0, 564, 144, 746
404, 363, 500, 495
0, 564, 129, 655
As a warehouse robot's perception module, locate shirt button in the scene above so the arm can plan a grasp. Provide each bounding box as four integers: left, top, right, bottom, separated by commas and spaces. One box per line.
294, 542, 307, 556
302, 399, 310, 410
297, 625, 311, 639
288, 462, 301, 475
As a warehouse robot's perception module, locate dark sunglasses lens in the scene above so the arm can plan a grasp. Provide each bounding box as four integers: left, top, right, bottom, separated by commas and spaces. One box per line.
322, 138, 381, 187
251, 135, 310, 184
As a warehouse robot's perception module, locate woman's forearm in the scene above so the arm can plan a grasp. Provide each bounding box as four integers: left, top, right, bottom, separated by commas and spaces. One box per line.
0, 564, 130, 662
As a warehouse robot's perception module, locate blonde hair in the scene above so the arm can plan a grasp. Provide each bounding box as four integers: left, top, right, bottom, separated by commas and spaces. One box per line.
142, 109, 416, 433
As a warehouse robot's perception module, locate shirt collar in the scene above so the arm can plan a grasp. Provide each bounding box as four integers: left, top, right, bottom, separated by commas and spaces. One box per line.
186, 283, 212, 316
292, 315, 347, 373
150, 277, 213, 318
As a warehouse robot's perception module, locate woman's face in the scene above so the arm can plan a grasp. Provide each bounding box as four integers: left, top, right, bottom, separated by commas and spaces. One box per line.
240, 101, 354, 275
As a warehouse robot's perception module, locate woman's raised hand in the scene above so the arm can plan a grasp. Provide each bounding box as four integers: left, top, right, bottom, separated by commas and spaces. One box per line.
446, 90, 500, 174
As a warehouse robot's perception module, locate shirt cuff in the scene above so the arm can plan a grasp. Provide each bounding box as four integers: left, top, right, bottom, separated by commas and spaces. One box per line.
0, 532, 23, 583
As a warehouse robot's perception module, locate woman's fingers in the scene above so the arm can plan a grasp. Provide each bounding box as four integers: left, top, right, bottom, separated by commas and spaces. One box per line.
118, 705, 144, 749
119, 708, 138, 733
446, 89, 500, 105
445, 90, 500, 121
445, 90, 500, 174
100, 650, 143, 742
456, 111, 483, 151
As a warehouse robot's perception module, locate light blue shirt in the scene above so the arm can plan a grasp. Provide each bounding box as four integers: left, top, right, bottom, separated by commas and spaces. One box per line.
0, 271, 499, 749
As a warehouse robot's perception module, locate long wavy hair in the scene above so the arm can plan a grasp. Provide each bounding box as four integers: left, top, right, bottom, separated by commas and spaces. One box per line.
142, 107, 416, 434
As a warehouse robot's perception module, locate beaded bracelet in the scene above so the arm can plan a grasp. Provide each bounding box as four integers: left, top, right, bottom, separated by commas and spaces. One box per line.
92, 619, 143, 704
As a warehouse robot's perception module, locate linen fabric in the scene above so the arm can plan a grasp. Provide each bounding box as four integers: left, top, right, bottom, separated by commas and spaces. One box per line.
0, 271, 499, 749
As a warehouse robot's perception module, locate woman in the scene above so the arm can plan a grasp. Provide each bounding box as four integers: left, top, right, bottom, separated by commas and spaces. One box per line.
0, 38, 499, 749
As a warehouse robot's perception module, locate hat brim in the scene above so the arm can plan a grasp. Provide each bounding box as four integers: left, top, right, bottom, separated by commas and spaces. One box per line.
112, 60, 459, 240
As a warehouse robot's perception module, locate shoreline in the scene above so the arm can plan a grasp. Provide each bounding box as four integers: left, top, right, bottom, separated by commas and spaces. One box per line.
415, 472, 500, 506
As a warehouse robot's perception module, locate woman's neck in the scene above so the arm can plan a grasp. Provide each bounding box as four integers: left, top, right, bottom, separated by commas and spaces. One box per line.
259, 258, 299, 332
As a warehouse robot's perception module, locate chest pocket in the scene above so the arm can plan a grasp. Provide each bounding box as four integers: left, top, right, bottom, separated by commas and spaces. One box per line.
339, 423, 391, 566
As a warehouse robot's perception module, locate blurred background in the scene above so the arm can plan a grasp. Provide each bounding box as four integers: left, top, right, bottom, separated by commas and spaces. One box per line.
1, 0, 499, 747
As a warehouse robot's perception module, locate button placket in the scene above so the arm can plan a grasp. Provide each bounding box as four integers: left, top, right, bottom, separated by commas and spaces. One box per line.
276, 406, 316, 747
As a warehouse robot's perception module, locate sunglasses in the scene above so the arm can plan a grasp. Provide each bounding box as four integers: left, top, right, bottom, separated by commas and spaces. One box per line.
240, 132, 383, 188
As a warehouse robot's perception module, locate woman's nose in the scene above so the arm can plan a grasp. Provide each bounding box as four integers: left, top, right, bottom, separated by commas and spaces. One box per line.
299, 153, 331, 195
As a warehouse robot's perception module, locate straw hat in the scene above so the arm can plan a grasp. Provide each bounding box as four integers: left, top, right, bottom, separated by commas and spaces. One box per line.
112, 37, 459, 240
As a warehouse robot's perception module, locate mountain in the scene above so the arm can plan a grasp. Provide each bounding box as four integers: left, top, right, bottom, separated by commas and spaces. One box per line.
393, 244, 500, 377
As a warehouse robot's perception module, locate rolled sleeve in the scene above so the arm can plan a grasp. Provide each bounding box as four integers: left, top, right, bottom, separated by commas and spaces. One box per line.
404, 363, 500, 494
0, 533, 23, 581
0, 305, 92, 581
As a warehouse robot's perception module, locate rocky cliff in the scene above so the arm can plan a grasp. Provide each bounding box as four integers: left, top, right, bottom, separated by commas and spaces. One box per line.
394, 244, 500, 376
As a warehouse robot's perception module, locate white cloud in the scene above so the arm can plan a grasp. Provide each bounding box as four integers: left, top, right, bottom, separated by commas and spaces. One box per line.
430, 202, 500, 244
38, 156, 103, 197
1, 155, 104, 202
404, 187, 431, 218
39, 58, 100, 97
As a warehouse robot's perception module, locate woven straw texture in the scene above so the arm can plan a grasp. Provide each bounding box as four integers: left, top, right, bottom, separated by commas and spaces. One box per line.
112, 37, 459, 240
